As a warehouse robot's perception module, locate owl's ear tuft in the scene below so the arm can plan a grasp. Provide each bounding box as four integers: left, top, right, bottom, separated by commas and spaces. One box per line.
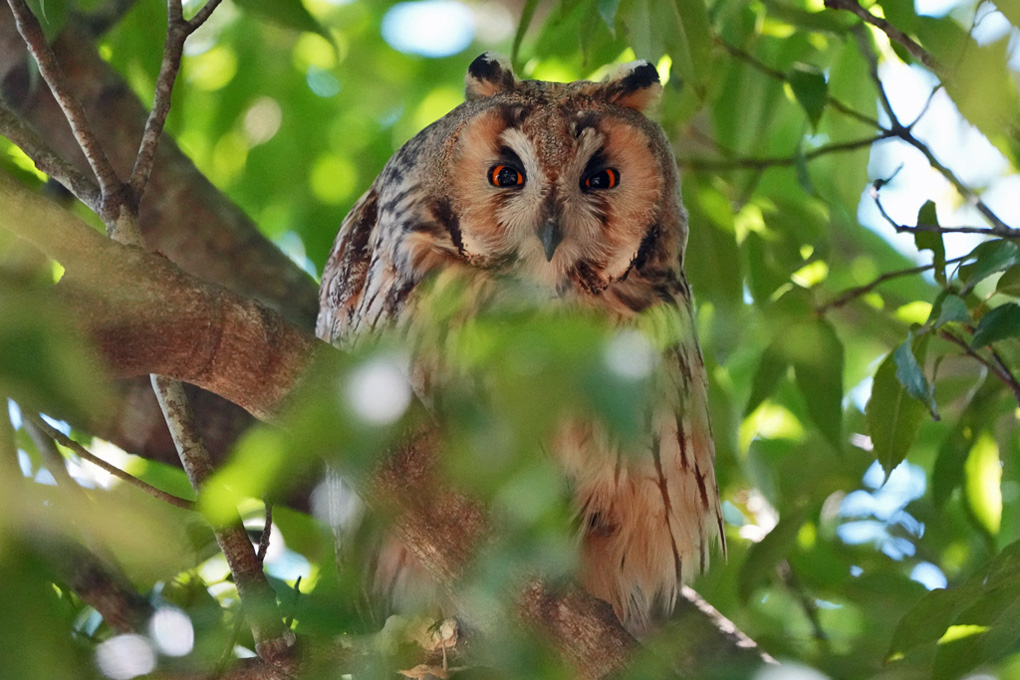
600, 61, 662, 112
466, 52, 517, 99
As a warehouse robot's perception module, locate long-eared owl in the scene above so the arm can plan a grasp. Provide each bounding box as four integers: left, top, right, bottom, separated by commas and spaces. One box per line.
317, 53, 724, 630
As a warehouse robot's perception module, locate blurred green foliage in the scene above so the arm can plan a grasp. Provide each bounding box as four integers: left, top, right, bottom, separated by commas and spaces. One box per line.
2, 0, 1020, 678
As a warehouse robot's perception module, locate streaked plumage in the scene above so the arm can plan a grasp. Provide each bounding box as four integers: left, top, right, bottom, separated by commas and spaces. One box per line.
317, 53, 724, 629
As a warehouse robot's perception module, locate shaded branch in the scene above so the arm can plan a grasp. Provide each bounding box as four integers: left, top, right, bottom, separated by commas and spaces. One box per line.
677, 133, 891, 171
0, 168, 328, 422
824, 0, 945, 76
715, 37, 880, 128
152, 376, 295, 667
818, 254, 969, 314
4, 0, 122, 214
129, 0, 221, 201
873, 191, 1020, 239
939, 329, 1020, 407
0, 101, 101, 210
25, 413, 196, 510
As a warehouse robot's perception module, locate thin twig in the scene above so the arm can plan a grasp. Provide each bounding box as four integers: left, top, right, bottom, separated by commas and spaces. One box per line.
715, 38, 880, 128
677, 133, 891, 171
26, 413, 196, 510
817, 255, 969, 314
939, 329, 1020, 407
129, 0, 222, 201
824, 0, 945, 77
0, 102, 102, 210
852, 18, 1013, 233
5, 0, 122, 214
257, 503, 272, 564
24, 416, 91, 496
151, 375, 294, 666
872, 192, 1020, 239
987, 345, 1020, 406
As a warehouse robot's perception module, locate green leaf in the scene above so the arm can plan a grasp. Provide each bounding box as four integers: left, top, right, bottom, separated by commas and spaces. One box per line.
958, 240, 1020, 292
995, 264, 1020, 297
933, 293, 969, 326
25, 0, 69, 37
627, 0, 711, 98
745, 341, 789, 416
867, 348, 927, 477
789, 320, 844, 450
933, 597, 1020, 680
596, 0, 620, 33
788, 63, 827, 130
893, 333, 937, 418
232, 0, 332, 42
914, 201, 946, 286
971, 302, 1020, 347
737, 506, 811, 601
932, 379, 999, 508
964, 432, 1002, 537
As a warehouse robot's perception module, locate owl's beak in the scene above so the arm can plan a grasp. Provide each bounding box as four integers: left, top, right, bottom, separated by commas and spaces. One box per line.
539, 220, 562, 261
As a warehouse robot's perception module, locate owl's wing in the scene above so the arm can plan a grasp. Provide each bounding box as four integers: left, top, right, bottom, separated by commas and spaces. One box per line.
563, 279, 726, 630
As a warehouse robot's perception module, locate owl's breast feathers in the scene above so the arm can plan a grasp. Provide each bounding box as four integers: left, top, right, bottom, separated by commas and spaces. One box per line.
316, 53, 725, 630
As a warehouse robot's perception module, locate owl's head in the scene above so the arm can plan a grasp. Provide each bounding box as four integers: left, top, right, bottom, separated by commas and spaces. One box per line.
402, 53, 688, 313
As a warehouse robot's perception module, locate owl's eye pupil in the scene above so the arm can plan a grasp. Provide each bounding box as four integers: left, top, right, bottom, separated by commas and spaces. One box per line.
490, 164, 525, 187
583, 168, 619, 191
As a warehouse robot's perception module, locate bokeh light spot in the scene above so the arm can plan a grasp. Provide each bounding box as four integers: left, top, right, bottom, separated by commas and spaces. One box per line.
149, 607, 194, 657
381, 1, 475, 57
95, 635, 156, 680
603, 330, 655, 380
344, 355, 412, 426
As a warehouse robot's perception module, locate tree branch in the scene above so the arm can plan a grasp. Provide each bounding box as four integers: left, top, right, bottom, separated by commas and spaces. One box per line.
872, 191, 1020, 239
818, 255, 969, 314
25, 413, 196, 510
4, 0, 123, 216
677, 133, 891, 171
0, 168, 327, 422
0, 100, 101, 210
715, 37, 880, 128
129, 0, 221, 202
939, 329, 1020, 407
824, 0, 945, 76
151, 376, 295, 667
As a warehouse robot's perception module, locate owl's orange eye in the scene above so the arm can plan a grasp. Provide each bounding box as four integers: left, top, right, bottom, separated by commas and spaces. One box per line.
583, 168, 619, 190
489, 164, 525, 187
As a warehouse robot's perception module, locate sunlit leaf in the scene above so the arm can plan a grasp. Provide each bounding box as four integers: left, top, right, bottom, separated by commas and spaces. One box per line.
867, 347, 926, 477
964, 433, 1002, 537
788, 63, 826, 130
914, 201, 946, 286
932, 592, 1020, 680
971, 303, 1020, 347
932, 378, 998, 509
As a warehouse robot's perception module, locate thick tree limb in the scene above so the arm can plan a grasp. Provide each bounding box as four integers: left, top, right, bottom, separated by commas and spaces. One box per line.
0, 169, 327, 422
